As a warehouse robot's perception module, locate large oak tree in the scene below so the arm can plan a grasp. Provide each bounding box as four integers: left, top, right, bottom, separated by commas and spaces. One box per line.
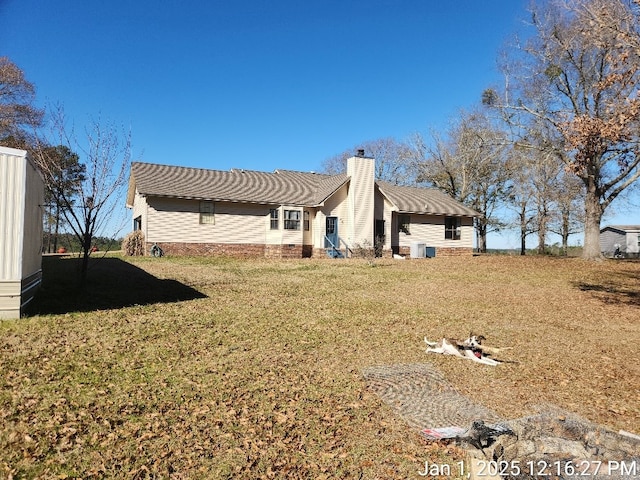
491, 0, 640, 259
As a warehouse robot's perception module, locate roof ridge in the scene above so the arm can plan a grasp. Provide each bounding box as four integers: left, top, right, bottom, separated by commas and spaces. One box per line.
134, 161, 286, 177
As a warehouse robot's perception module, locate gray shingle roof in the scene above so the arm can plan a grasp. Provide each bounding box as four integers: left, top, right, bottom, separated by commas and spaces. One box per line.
377, 181, 480, 217
128, 162, 479, 216
127, 162, 347, 207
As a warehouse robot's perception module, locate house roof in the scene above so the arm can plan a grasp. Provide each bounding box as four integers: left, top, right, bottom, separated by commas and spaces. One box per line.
600, 225, 640, 233
377, 181, 480, 217
127, 161, 479, 216
127, 162, 348, 207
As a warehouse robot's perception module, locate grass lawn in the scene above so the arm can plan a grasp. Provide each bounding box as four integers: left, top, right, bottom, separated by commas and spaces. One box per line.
1, 254, 638, 479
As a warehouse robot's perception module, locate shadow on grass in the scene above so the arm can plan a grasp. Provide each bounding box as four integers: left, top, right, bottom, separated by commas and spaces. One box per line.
28, 256, 207, 315
574, 264, 640, 307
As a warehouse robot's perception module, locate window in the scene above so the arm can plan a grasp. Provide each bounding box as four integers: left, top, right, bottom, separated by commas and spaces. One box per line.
445, 217, 461, 240
270, 208, 279, 229
199, 201, 215, 224
284, 209, 301, 230
133, 216, 142, 231
398, 214, 410, 234
375, 219, 386, 243
303, 211, 310, 231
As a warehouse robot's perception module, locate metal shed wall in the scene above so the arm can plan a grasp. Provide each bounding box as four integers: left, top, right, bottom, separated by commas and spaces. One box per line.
0, 146, 44, 319
600, 226, 640, 257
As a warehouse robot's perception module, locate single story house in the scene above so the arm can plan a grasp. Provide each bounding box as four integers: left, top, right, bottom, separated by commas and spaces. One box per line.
0, 146, 44, 319
600, 225, 640, 258
126, 153, 479, 258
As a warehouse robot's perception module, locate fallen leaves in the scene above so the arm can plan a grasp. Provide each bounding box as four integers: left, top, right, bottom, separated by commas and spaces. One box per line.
0, 255, 638, 478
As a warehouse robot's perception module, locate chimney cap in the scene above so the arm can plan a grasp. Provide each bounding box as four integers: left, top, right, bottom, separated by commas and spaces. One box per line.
356, 149, 365, 157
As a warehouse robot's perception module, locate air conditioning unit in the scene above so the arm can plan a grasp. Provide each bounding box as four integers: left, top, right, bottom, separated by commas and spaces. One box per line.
410, 241, 426, 258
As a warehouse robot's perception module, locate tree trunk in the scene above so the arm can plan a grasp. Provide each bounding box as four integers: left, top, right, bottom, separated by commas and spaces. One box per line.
53, 203, 60, 253
477, 218, 487, 253
582, 186, 604, 260
560, 208, 570, 256
537, 202, 548, 255
537, 229, 546, 254
519, 204, 527, 255
78, 217, 93, 287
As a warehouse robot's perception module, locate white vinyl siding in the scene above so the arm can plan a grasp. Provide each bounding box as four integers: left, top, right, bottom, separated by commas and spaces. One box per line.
346, 156, 375, 246
199, 201, 215, 224
315, 183, 349, 249
131, 190, 149, 241
147, 198, 267, 244
396, 214, 474, 249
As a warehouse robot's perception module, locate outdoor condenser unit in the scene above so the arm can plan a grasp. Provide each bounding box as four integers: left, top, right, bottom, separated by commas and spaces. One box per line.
410, 241, 426, 258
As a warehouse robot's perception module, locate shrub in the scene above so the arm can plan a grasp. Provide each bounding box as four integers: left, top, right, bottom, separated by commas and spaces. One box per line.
352, 238, 384, 265
122, 230, 145, 256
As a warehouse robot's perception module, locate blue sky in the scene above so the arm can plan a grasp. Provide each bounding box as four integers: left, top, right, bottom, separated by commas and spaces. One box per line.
2, 1, 525, 169
2, 1, 638, 247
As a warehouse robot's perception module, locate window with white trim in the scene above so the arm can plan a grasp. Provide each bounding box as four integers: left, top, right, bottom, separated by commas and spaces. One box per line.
445, 217, 461, 240
270, 208, 279, 229
284, 209, 301, 230
303, 211, 310, 231
199, 201, 215, 224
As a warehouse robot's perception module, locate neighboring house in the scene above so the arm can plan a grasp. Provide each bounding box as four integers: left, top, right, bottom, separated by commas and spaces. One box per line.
0, 146, 44, 319
600, 225, 640, 258
126, 153, 479, 259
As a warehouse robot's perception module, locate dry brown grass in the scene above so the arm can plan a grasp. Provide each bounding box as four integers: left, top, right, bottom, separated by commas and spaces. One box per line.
1, 254, 638, 479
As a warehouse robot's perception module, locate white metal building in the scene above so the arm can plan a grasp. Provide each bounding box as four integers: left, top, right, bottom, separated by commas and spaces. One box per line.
0, 146, 44, 319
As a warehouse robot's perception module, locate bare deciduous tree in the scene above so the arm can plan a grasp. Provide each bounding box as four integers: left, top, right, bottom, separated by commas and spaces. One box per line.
489, 0, 640, 259
321, 137, 417, 185
548, 170, 585, 254
413, 109, 513, 252
507, 146, 538, 255
0, 56, 43, 146
34, 108, 132, 284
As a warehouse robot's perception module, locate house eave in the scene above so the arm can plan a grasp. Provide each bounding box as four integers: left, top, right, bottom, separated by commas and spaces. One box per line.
138, 192, 310, 208
396, 209, 479, 217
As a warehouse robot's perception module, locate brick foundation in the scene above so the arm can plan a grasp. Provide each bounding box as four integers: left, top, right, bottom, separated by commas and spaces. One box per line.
147, 242, 313, 259
146, 242, 474, 259
148, 242, 266, 258
393, 246, 473, 257
265, 244, 304, 259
